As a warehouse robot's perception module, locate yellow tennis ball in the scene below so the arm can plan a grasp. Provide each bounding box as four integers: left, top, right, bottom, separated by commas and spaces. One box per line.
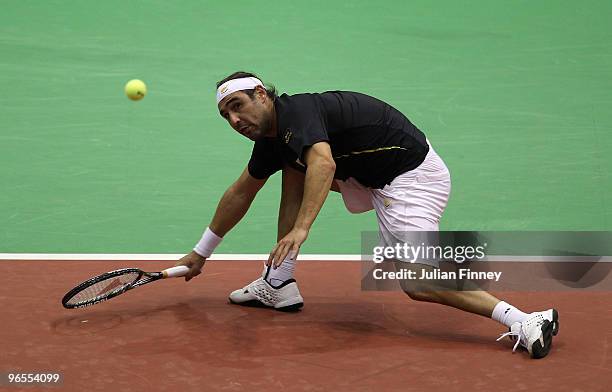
125, 79, 147, 101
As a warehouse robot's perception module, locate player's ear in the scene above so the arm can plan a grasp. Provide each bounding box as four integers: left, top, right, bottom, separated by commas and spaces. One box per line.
254, 85, 267, 102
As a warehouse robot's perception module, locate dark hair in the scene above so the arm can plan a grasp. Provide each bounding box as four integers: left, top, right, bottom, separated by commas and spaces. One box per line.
216, 71, 277, 100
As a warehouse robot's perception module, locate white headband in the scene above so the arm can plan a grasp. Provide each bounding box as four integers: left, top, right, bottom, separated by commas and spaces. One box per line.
216, 77, 265, 104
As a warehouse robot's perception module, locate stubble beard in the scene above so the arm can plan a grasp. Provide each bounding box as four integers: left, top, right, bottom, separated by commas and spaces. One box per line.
250, 111, 274, 141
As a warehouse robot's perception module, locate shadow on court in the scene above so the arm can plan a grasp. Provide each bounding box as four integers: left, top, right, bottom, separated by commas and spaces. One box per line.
1, 260, 609, 391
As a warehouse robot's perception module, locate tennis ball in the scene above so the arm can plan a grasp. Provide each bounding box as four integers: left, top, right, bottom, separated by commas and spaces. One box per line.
125, 79, 147, 101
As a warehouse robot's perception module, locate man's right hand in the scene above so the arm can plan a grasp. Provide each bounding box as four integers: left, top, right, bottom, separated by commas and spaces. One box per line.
175, 251, 207, 281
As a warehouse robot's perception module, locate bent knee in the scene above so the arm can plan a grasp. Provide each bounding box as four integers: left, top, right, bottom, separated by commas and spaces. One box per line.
400, 281, 437, 301
403, 289, 434, 302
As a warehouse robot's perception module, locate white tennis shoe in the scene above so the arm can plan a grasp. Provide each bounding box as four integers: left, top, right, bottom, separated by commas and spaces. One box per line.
497, 309, 559, 358
229, 276, 304, 311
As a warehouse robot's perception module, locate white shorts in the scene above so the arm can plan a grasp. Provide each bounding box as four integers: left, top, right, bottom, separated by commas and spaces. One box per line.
337, 141, 451, 265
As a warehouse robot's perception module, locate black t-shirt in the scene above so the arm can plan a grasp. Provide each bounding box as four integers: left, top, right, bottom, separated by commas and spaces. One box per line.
248, 91, 429, 189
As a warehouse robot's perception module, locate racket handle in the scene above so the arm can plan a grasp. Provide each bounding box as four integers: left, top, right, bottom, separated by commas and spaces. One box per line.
162, 265, 190, 278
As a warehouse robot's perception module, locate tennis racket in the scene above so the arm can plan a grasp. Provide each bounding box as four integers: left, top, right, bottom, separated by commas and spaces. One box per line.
62, 265, 190, 309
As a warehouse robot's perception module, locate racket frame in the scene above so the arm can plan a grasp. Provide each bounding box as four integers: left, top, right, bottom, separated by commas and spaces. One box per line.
61, 268, 163, 309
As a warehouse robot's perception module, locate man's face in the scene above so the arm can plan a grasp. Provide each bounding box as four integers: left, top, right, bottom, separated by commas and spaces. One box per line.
217, 87, 273, 141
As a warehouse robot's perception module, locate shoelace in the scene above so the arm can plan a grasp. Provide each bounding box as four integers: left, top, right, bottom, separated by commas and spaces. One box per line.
496, 329, 524, 352
496, 316, 547, 352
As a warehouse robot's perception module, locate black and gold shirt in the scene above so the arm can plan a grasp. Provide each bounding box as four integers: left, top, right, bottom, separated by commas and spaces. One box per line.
247, 91, 429, 189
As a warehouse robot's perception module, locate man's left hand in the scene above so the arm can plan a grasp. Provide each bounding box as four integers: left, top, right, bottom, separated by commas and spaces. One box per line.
268, 227, 309, 268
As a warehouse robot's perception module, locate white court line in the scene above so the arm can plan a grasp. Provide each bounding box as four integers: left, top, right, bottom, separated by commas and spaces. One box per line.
0, 254, 610, 262
0, 253, 361, 261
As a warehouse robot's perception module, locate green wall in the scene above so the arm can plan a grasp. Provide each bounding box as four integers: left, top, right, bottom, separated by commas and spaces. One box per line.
1, 1, 611, 253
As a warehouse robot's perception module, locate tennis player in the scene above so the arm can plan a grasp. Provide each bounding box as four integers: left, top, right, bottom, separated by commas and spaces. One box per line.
176, 71, 559, 359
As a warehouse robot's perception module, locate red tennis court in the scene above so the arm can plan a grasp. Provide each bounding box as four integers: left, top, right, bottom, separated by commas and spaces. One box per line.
1, 259, 610, 391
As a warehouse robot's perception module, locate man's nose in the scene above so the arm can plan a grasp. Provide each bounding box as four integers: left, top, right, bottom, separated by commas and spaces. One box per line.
229, 113, 240, 128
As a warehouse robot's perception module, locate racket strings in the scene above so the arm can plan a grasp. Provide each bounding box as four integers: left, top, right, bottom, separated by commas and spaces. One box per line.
133, 275, 155, 287
66, 272, 141, 305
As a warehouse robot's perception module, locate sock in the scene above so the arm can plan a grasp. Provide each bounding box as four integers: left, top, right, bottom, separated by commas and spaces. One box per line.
264, 254, 296, 287
491, 301, 529, 328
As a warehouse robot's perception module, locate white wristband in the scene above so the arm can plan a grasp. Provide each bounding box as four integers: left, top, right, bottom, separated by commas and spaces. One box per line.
193, 227, 223, 258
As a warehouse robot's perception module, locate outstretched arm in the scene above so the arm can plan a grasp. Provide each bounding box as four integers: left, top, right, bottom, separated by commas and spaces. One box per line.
177, 166, 267, 280
209, 166, 267, 237
268, 142, 336, 266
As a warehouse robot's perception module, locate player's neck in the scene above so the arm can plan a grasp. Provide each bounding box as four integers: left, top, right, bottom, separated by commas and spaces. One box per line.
269, 102, 278, 137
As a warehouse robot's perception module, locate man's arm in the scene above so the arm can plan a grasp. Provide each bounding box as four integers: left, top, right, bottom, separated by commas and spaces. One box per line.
278, 166, 305, 241
209, 166, 267, 237
177, 166, 267, 280
268, 141, 336, 266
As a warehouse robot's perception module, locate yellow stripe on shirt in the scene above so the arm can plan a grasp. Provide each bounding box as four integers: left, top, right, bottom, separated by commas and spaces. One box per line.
333, 146, 408, 159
